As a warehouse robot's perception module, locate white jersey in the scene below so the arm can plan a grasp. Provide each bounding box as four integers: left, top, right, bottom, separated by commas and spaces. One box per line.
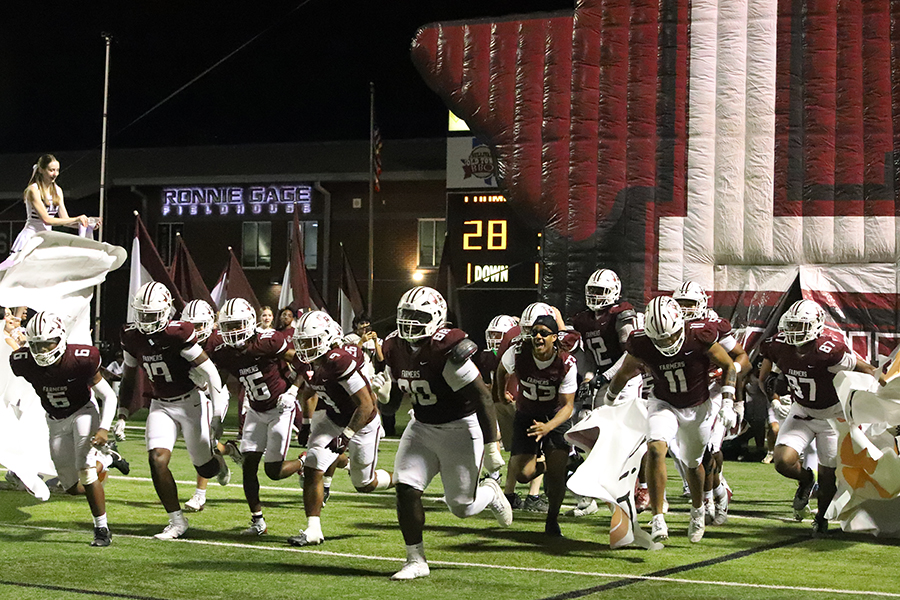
11, 197, 58, 253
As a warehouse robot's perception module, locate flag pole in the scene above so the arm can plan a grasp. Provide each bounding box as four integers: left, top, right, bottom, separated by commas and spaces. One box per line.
94, 32, 113, 344
367, 81, 375, 312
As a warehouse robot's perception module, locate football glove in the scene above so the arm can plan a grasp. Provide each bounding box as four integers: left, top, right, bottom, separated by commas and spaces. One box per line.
771, 397, 791, 420
277, 389, 298, 413
112, 417, 127, 442
297, 419, 311, 447
719, 398, 737, 431
326, 432, 351, 455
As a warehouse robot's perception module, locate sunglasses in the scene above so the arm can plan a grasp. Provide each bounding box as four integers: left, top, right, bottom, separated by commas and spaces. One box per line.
531, 328, 555, 339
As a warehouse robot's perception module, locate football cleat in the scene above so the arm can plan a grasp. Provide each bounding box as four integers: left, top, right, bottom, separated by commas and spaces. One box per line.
523, 494, 550, 514
223, 440, 244, 466
650, 514, 668, 542
792, 468, 815, 521
241, 517, 268, 536
90, 527, 112, 547
634, 486, 650, 513
565, 498, 598, 517
713, 492, 729, 526
688, 507, 706, 543
288, 529, 324, 547
505, 492, 523, 510
107, 448, 130, 476
154, 518, 189, 540
391, 560, 430, 580
184, 492, 206, 513
811, 516, 828, 538
704, 497, 716, 525
215, 454, 231, 487
481, 477, 513, 527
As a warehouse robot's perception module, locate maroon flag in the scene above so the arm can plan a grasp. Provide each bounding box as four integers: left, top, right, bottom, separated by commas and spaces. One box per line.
211, 247, 261, 313
279, 208, 313, 313
373, 124, 383, 193
128, 212, 184, 321
169, 233, 214, 308
338, 243, 366, 333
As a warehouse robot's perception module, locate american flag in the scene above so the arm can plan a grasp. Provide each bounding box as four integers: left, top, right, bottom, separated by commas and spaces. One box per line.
373, 124, 383, 192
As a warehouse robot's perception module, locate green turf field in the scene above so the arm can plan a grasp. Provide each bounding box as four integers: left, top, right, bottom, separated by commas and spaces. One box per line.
1, 415, 899, 600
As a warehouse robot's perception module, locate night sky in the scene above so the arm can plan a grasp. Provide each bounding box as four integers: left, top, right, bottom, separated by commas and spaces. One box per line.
1, 1, 573, 154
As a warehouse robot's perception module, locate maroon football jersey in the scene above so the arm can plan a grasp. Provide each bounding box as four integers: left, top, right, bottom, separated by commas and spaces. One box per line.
10, 344, 100, 420
509, 346, 577, 418
572, 301, 636, 370
760, 331, 850, 409
121, 321, 199, 399
297, 344, 374, 428
207, 329, 291, 412
475, 349, 499, 384
382, 327, 479, 424
626, 320, 719, 408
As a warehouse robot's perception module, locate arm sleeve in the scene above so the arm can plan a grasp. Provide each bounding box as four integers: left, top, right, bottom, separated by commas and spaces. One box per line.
339, 371, 368, 396
122, 350, 139, 368
828, 352, 857, 373
718, 334, 737, 353
92, 377, 119, 431
601, 352, 628, 382
500, 347, 516, 374
191, 357, 228, 410
441, 359, 480, 392
180, 343, 204, 362
559, 362, 578, 394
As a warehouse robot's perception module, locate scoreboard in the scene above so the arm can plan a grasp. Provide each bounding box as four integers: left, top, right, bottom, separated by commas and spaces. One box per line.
445, 192, 540, 290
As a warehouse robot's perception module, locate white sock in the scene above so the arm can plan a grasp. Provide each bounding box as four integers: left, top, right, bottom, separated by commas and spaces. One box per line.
405, 542, 426, 563
691, 506, 704, 517
704, 490, 713, 502
714, 482, 728, 500
194, 488, 207, 500
374, 469, 393, 490
307, 516, 322, 535
322, 476, 333, 488
167, 510, 184, 523
93, 513, 108, 529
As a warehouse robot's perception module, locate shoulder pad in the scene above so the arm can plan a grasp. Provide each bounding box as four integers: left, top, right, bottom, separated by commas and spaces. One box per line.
431, 328, 467, 354
448, 338, 478, 364
10, 350, 28, 362
609, 301, 635, 316
693, 322, 718, 346
559, 330, 582, 352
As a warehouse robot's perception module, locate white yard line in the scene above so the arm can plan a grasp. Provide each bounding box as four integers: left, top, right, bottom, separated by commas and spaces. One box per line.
1, 523, 897, 598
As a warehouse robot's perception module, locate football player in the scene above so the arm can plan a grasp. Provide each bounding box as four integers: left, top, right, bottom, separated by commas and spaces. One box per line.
758, 299, 877, 535
118, 282, 230, 540
10, 312, 122, 546
288, 311, 392, 546
606, 296, 739, 544
496, 314, 577, 536
206, 298, 306, 537
673, 280, 750, 526
475, 315, 517, 485
180, 299, 243, 513
384, 286, 511, 580
571, 269, 643, 513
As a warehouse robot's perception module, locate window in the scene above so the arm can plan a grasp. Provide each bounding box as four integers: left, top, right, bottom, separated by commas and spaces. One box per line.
156, 222, 184, 266
242, 221, 272, 269
418, 218, 446, 269
287, 221, 318, 269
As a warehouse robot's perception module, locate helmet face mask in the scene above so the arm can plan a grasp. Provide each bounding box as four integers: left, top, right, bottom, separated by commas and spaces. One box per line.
182, 300, 216, 343
26, 312, 67, 367
644, 296, 685, 357
293, 311, 343, 363
485, 315, 519, 351
778, 300, 825, 346
673, 281, 709, 321
397, 287, 447, 342
218, 298, 257, 347
132, 282, 174, 335
585, 269, 621, 311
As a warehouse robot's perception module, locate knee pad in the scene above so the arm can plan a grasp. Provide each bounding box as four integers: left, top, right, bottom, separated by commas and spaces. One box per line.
79, 467, 98, 486
196, 456, 220, 479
